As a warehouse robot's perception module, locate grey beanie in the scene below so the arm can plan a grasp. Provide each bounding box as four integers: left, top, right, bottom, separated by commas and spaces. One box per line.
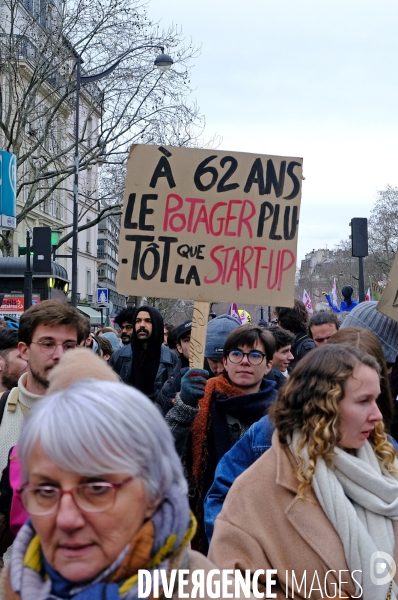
340, 301, 398, 363
205, 314, 240, 358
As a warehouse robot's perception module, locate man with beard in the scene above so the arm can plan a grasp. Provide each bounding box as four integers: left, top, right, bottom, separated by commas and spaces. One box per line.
109, 305, 178, 402
0, 330, 27, 394
0, 300, 87, 472
114, 306, 135, 346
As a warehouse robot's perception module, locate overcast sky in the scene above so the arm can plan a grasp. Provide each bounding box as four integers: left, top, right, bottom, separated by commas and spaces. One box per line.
146, 0, 398, 263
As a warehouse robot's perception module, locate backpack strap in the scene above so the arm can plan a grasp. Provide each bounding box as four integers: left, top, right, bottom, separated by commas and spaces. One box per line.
6, 387, 19, 413
0, 391, 10, 426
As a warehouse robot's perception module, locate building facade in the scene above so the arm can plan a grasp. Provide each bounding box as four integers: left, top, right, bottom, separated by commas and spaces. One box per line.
0, 0, 101, 304
97, 212, 126, 317
298, 248, 336, 307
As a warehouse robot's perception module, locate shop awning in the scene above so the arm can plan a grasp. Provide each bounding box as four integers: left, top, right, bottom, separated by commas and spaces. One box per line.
77, 305, 102, 325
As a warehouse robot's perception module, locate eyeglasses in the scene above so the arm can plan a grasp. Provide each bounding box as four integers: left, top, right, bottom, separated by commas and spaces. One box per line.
227, 349, 266, 366
31, 341, 78, 356
18, 477, 133, 516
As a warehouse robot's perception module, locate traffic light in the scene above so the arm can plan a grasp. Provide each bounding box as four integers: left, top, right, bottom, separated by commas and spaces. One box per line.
33, 227, 52, 272
18, 246, 33, 256
349, 218, 368, 257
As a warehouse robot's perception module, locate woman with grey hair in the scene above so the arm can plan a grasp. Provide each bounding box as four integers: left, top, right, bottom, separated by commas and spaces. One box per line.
2, 380, 241, 599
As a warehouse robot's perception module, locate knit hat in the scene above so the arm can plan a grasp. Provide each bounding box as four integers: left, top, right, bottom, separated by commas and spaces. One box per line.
340, 301, 398, 363
204, 314, 240, 358
101, 331, 120, 351
47, 348, 119, 394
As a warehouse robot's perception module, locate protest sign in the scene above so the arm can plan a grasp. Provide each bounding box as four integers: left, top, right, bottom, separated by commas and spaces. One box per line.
116, 144, 303, 306
377, 254, 398, 321
369, 277, 384, 301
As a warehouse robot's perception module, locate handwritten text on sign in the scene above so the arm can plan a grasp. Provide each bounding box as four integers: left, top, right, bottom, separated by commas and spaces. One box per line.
116, 145, 303, 306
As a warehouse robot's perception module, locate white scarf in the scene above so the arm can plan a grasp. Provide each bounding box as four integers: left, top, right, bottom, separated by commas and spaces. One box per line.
291, 432, 398, 600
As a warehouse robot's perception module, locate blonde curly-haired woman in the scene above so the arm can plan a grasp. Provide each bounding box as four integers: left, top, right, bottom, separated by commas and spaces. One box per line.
209, 344, 398, 600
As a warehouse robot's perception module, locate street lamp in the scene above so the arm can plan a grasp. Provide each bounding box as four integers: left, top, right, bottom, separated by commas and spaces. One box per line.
71, 46, 173, 307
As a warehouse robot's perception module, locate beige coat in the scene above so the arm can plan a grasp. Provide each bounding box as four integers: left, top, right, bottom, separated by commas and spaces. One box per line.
1, 548, 255, 599
208, 432, 398, 600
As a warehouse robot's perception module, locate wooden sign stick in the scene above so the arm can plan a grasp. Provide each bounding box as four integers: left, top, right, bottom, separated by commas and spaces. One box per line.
189, 301, 210, 369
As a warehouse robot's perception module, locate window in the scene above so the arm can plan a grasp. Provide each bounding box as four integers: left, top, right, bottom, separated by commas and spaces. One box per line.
86, 219, 91, 253
86, 270, 92, 296
97, 239, 104, 258
87, 118, 92, 147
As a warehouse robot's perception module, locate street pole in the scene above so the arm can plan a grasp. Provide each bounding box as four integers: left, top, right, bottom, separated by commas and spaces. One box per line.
71, 61, 81, 308
70, 46, 172, 308
358, 256, 365, 303
24, 231, 32, 310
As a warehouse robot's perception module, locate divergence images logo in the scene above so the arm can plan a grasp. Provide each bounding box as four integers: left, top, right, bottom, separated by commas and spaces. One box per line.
370, 551, 396, 586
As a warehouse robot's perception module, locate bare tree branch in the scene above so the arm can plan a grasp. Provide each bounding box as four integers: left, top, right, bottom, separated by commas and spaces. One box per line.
0, 0, 216, 255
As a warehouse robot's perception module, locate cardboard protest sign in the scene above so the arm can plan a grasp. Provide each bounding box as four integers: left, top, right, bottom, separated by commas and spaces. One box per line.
377, 254, 398, 321
116, 145, 303, 306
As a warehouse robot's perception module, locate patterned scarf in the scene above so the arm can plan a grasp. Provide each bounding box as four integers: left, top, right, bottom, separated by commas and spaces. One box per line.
190, 372, 277, 553
7, 486, 196, 600
191, 373, 244, 490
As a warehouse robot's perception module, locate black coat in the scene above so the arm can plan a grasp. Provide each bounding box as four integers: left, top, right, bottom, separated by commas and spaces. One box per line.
109, 343, 178, 402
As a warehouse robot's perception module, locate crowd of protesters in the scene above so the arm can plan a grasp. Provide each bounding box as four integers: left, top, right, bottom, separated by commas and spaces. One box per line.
1, 297, 398, 599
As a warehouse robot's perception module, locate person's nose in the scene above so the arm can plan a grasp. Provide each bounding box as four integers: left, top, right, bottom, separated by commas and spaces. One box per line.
56, 492, 86, 531
288, 351, 294, 360
369, 401, 383, 423
240, 354, 250, 365
52, 344, 65, 360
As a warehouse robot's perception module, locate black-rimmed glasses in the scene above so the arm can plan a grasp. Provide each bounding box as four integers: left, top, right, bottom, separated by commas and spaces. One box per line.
227, 349, 266, 366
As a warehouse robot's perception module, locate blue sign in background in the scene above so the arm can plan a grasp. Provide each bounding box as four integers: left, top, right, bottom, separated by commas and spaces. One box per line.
0, 151, 17, 218
97, 288, 109, 304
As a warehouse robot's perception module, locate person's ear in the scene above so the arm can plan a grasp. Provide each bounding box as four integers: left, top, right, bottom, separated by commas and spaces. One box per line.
176, 343, 182, 354
0, 355, 4, 373
145, 495, 162, 519
18, 341, 29, 362
223, 357, 228, 371
264, 359, 272, 375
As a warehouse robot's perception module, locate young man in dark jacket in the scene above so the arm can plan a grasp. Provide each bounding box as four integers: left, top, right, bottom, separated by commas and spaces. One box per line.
156, 319, 191, 415
166, 323, 277, 554
109, 305, 178, 402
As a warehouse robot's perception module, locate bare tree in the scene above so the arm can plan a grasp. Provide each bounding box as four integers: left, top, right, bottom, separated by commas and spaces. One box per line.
0, 0, 207, 254
142, 297, 193, 324
368, 185, 398, 273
